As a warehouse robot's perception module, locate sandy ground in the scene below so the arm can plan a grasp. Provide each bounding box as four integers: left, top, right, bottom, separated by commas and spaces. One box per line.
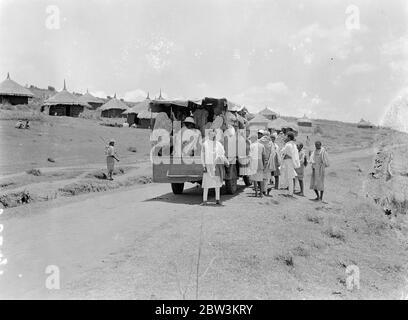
0, 145, 407, 299
0, 116, 407, 299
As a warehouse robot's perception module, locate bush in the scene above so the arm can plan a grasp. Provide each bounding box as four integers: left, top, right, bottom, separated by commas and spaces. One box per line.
275, 253, 294, 267
26, 168, 42, 176
324, 226, 346, 241
79, 109, 101, 120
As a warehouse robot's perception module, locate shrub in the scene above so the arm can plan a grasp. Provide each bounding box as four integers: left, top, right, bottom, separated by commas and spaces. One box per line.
324, 226, 346, 241
26, 168, 42, 176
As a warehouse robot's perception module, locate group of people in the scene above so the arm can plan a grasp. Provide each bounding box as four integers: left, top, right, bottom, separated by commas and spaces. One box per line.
198, 127, 330, 205
248, 129, 330, 201
105, 122, 329, 205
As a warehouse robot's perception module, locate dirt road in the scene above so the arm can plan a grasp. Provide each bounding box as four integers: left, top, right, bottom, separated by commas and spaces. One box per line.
0, 147, 407, 299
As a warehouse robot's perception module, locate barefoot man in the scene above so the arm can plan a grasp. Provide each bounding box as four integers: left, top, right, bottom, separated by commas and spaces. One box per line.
309, 141, 329, 201
294, 142, 307, 196
280, 132, 300, 197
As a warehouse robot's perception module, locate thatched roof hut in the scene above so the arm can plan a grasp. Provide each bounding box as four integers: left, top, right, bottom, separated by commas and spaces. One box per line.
247, 113, 270, 131
259, 107, 278, 120
137, 108, 158, 129
357, 118, 374, 128
0, 73, 34, 105
43, 80, 90, 117
297, 114, 312, 127
99, 94, 130, 118
77, 89, 104, 109
123, 93, 151, 125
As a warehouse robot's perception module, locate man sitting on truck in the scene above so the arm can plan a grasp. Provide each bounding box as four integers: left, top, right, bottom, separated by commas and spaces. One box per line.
181, 117, 201, 157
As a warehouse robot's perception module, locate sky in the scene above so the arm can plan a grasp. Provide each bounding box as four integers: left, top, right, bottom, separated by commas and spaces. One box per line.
0, 0, 407, 123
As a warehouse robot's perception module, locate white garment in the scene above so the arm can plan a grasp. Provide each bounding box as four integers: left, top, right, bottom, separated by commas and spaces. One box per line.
281, 141, 300, 169
201, 139, 228, 188
279, 141, 300, 189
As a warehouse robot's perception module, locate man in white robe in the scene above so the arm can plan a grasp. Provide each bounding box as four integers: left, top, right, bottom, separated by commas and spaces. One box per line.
280, 132, 300, 196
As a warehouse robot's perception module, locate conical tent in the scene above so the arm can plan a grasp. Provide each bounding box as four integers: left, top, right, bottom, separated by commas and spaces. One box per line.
357, 118, 374, 128
77, 89, 104, 109
247, 113, 270, 131
259, 107, 278, 120
297, 114, 312, 127
268, 117, 290, 130
99, 94, 130, 118
123, 94, 152, 125
0, 73, 33, 105
43, 80, 90, 117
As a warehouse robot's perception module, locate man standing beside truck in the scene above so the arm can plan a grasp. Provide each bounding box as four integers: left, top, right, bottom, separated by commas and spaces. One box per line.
201, 129, 229, 205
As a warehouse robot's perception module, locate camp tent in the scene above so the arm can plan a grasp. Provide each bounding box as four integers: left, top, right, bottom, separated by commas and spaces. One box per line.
259, 107, 278, 120
0, 73, 34, 105
357, 119, 374, 128
123, 93, 152, 125
43, 80, 90, 117
247, 113, 270, 131
77, 89, 104, 109
137, 109, 158, 129
268, 118, 290, 131
297, 114, 312, 127
99, 94, 130, 118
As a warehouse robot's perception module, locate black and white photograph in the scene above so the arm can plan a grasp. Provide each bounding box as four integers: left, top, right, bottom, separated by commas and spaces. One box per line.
0, 0, 407, 303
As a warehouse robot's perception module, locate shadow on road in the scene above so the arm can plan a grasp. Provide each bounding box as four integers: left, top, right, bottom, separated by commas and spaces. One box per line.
144, 183, 248, 206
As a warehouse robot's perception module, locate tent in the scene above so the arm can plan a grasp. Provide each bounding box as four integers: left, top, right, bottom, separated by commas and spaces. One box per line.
0, 73, 34, 105
247, 113, 270, 131
297, 114, 312, 127
123, 94, 152, 125
268, 118, 290, 130
357, 119, 374, 128
259, 107, 278, 120
43, 80, 90, 117
137, 109, 158, 129
99, 94, 130, 118
77, 89, 104, 109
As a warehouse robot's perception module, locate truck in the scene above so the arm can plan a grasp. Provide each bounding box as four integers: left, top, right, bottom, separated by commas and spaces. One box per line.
150, 97, 251, 195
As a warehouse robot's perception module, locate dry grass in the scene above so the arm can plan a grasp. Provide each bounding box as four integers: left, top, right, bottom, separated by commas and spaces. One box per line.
0, 190, 31, 208
0, 109, 46, 121
26, 168, 42, 176
306, 214, 323, 224
79, 109, 101, 120
324, 226, 346, 242
59, 175, 152, 196
275, 252, 295, 267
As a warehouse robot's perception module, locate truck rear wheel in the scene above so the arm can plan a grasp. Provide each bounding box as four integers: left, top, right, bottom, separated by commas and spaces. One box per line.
243, 175, 251, 187
171, 183, 184, 194
225, 178, 237, 194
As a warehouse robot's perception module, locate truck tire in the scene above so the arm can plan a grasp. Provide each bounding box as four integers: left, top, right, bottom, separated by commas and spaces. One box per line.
243, 175, 251, 187
225, 178, 238, 194
171, 183, 184, 194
